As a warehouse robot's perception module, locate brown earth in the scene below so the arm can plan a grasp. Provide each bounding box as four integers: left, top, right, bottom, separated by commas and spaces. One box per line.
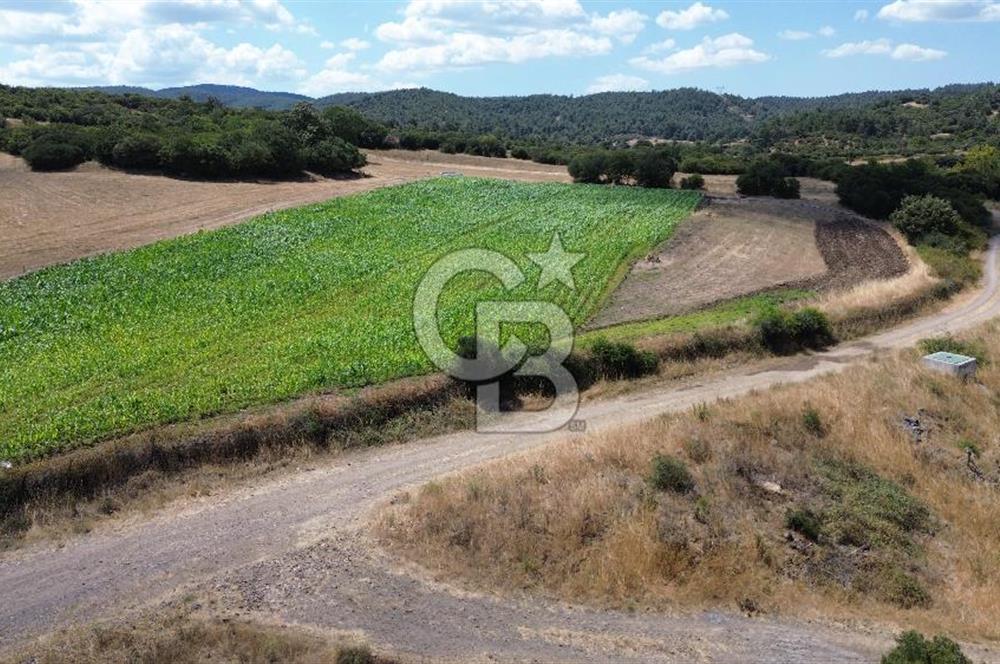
0, 150, 569, 281
590, 197, 910, 329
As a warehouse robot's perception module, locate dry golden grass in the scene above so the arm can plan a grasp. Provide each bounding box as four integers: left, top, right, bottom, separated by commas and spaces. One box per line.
378, 321, 1000, 642
813, 236, 939, 321
1, 608, 388, 664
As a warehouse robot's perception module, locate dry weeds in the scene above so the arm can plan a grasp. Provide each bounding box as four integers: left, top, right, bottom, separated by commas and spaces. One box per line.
378, 322, 1000, 641
1, 605, 389, 664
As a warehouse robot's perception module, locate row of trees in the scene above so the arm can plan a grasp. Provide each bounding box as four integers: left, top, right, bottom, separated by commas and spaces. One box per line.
567, 148, 678, 188
0, 92, 378, 178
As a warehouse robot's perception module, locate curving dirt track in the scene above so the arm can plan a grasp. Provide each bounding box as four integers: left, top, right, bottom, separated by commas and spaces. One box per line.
1, 240, 999, 663
0, 150, 569, 281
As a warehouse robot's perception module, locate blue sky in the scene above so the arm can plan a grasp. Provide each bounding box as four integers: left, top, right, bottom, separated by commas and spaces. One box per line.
0, 1, 997, 98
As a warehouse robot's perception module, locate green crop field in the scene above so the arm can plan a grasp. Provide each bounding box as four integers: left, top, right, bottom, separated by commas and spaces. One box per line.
0, 178, 699, 461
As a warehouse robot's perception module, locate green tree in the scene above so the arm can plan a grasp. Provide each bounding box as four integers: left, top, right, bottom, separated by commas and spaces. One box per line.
890, 195, 964, 244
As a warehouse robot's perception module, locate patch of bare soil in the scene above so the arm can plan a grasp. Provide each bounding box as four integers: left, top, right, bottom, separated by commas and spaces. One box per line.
589, 197, 909, 329
0, 150, 568, 280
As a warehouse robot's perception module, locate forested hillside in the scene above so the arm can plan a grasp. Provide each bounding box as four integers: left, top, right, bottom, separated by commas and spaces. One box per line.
24, 82, 996, 147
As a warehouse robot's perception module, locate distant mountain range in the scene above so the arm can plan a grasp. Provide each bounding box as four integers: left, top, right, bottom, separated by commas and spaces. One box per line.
86, 82, 999, 144
90, 84, 312, 110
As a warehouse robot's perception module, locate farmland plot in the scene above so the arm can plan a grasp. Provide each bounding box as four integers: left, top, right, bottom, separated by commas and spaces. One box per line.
0, 178, 698, 460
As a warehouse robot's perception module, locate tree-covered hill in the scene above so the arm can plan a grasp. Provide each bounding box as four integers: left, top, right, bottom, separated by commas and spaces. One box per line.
3, 82, 997, 152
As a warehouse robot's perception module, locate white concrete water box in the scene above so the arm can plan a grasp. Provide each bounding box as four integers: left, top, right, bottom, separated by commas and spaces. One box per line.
921, 351, 977, 378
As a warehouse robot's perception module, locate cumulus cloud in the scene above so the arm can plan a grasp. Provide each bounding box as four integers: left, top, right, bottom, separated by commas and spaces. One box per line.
299, 51, 378, 96
586, 73, 649, 93
891, 42, 948, 60
0, 23, 306, 87
822, 38, 893, 57
778, 29, 813, 40
341, 37, 371, 51
645, 38, 677, 53
373, 0, 629, 73
818, 25, 836, 36
855, 9, 870, 20
589, 9, 647, 43
823, 37, 947, 60
0, 0, 315, 87
877, 0, 1000, 22
377, 29, 612, 72
655, 2, 728, 30
630, 32, 768, 74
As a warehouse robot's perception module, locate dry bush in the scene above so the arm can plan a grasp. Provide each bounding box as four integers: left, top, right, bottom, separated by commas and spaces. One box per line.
378, 323, 1000, 639
1, 609, 389, 664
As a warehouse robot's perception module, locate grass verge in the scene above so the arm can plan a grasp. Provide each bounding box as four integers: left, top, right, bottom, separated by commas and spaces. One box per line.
378, 323, 1000, 640
0, 605, 393, 664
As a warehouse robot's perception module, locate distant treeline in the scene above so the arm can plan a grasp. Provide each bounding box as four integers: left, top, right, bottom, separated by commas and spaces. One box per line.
0, 86, 375, 178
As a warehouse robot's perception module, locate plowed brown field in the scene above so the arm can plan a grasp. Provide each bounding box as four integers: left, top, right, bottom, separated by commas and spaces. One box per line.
0, 150, 568, 280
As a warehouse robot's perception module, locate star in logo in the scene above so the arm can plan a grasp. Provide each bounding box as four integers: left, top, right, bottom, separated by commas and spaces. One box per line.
528, 233, 584, 290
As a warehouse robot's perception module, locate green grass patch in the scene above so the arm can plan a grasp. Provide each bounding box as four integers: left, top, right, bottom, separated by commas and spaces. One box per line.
0, 178, 699, 460
578, 289, 814, 347
916, 245, 981, 285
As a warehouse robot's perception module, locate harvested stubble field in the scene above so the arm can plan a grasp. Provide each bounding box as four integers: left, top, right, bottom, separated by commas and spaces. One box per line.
591, 197, 910, 329
0, 178, 698, 461
0, 150, 569, 280
378, 324, 1000, 642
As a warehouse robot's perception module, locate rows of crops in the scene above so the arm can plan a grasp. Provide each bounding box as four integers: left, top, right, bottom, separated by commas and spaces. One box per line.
0, 178, 699, 460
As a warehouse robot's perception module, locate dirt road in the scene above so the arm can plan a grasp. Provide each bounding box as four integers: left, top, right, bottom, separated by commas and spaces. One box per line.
0, 151, 568, 281
2, 240, 999, 663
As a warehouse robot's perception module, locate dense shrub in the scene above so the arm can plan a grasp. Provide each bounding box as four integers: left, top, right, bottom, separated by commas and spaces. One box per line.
650, 454, 694, 493
890, 195, 965, 244
633, 150, 676, 188
567, 150, 606, 183
881, 631, 970, 664
589, 338, 659, 379
510, 146, 531, 160
110, 134, 162, 170
336, 645, 376, 664
736, 160, 800, 198
21, 140, 86, 171
836, 160, 989, 226
680, 173, 705, 190
786, 507, 822, 542
678, 154, 746, 175
302, 137, 366, 175
755, 306, 833, 353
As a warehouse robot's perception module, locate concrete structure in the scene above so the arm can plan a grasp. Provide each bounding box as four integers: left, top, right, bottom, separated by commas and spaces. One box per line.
922, 351, 978, 379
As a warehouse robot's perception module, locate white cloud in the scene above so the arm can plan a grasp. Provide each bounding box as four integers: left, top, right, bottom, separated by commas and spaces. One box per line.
589, 9, 647, 43
630, 32, 768, 74
373, 0, 627, 74
645, 38, 676, 53
818, 25, 836, 36
822, 38, 893, 57
655, 2, 728, 30
299, 51, 378, 95
778, 29, 813, 40
377, 29, 612, 72
822, 37, 947, 61
320, 40, 335, 49
854, 9, 869, 20
877, 0, 1000, 22
892, 42, 947, 60
375, 16, 448, 44
586, 73, 649, 93
0, 23, 306, 88
341, 37, 371, 50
